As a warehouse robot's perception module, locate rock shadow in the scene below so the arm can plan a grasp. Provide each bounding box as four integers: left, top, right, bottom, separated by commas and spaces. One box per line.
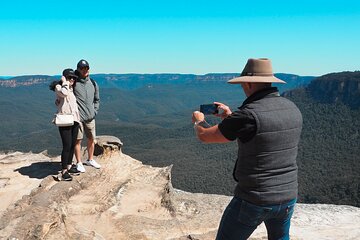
14, 161, 60, 179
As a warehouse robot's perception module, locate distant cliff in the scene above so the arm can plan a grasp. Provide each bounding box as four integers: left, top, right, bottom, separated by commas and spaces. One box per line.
0, 136, 359, 240
280, 72, 360, 207
307, 71, 360, 109
0, 75, 55, 87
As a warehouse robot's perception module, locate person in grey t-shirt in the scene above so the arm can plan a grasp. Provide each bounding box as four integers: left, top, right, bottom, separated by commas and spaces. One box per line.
192, 58, 302, 240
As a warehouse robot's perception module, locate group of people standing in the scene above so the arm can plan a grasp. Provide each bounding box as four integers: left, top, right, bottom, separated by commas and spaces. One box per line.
53, 59, 101, 181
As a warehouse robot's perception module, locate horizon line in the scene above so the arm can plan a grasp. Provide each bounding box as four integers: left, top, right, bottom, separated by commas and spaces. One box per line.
0, 72, 323, 79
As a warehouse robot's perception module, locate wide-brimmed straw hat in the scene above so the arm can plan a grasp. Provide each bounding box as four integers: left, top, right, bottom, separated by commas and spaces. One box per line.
228, 58, 286, 84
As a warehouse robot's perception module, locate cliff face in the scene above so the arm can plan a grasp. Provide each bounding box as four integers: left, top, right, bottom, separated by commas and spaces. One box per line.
307, 71, 360, 109
0, 136, 359, 240
0, 75, 54, 87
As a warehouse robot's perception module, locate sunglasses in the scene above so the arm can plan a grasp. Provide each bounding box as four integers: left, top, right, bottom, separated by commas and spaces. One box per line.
66, 77, 76, 80
80, 67, 89, 70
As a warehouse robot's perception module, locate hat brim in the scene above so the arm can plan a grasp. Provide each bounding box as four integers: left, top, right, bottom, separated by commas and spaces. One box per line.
227, 76, 286, 84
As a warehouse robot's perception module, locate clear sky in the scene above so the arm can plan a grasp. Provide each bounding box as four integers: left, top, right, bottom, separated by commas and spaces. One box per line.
1, 0, 359, 76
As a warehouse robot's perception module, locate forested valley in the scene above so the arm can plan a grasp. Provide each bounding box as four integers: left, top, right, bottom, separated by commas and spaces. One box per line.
0, 72, 358, 206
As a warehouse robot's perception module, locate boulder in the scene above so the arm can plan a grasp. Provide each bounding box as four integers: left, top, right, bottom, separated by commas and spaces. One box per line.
94, 135, 123, 156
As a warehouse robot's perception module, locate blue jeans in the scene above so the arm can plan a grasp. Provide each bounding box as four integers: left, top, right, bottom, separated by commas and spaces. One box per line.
216, 197, 296, 240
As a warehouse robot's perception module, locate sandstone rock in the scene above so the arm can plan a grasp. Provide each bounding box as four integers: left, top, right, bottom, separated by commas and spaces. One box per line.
94, 135, 123, 156
0, 144, 359, 240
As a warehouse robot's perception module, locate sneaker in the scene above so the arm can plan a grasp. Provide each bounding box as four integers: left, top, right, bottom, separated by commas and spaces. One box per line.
53, 173, 62, 181
76, 162, 86, 173
68, 165, 81, 176
62, 171, 73, 181
85, 159, 101, 169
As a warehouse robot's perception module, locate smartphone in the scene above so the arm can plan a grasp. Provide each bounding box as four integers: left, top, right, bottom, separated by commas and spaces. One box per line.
200, 104, 219, 115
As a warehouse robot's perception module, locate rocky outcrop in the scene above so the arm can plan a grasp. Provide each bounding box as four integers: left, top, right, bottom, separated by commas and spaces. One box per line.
0, 136, 359, 239
94, 135, 123, 156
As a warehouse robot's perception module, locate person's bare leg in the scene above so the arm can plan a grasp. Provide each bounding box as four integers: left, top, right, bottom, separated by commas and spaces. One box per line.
75, 139, 86, 172
85, 137, 101, 168
87, 137, 94, 160
75, 139, 82, 163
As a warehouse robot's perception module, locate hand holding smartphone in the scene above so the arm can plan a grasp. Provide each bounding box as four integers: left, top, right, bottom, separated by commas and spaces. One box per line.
200, 104, 219, 115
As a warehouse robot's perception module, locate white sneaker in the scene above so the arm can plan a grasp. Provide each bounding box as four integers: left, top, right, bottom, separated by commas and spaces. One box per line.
76, 162, 86, 173
85, 159, 101, 169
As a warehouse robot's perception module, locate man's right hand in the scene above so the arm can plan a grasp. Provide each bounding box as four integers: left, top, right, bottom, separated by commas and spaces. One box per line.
214, 102, 232, 119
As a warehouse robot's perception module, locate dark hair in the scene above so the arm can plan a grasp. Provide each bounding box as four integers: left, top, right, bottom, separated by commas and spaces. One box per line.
49, 79, 76, 91
49, 80, 61, 91
72, 79, 77, 89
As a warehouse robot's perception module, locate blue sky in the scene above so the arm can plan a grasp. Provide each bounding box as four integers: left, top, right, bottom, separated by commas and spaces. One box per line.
1, 0, 359, 76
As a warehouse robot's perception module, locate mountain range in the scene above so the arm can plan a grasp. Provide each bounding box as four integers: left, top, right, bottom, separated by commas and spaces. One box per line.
0, 73, 313, 90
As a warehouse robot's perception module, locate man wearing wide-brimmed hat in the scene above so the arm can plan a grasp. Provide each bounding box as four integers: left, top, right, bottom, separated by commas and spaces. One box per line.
192, 58, 303, 240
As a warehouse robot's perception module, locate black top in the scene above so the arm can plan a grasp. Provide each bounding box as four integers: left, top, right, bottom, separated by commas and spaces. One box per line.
218, 87, 279, 143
